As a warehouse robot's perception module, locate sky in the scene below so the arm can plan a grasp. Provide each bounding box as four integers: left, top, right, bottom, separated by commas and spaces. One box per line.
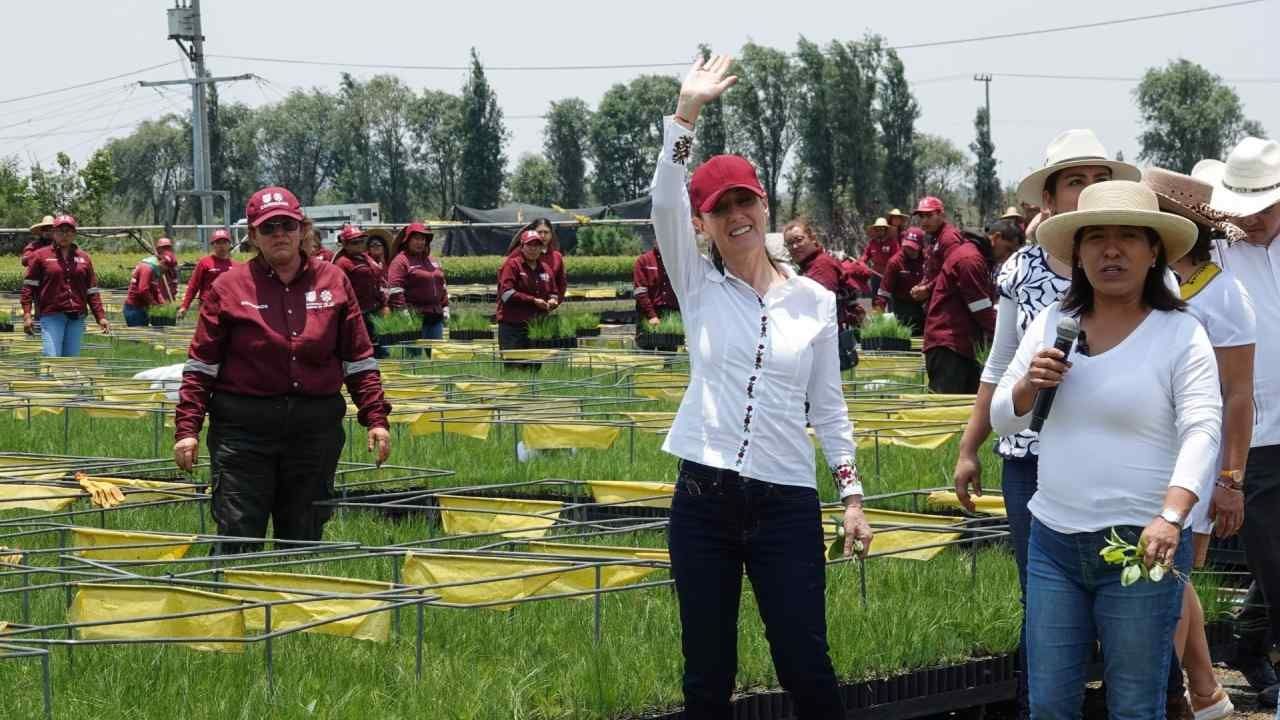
1, 0, 1276, 199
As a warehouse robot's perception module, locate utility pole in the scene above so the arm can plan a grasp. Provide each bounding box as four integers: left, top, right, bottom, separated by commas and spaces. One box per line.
973, 74, 992, 127
141, 1, 250, 248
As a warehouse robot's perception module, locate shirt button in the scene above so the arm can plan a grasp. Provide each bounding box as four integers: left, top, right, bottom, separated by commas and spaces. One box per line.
292, 381, 300, 389
287, 309, 293, 315
292, 331, 299, 336
285, 288, 290, 292
291, 356, 297, 361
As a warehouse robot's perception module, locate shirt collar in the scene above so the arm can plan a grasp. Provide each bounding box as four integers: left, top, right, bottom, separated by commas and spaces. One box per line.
253, 253, 311, 286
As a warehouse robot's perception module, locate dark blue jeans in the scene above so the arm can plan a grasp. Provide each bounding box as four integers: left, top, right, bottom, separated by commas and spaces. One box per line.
1001, 453, 1039, 715
421, 315, 444, 340
1026, 519, 1191, 719
667, 460, 843, 720
123, 303, 149, 327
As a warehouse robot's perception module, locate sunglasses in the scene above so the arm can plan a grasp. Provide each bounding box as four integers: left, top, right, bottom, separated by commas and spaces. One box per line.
259, 218, 300, 235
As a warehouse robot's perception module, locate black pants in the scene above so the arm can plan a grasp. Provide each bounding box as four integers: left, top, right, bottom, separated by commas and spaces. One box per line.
668, 460, 843, 720
892, 299, 925, 337
925, 347, 980, 394
498, 322, 529, 351
207, 392, 346, 553
1237, 444, 1280, 656
362, 312, 388, 358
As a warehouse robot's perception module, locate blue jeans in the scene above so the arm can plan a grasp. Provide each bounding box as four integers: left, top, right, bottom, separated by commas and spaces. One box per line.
421, 315, 444, 340
667, 460, 843, 720
1026, 519, 1191, 719
123, 304, 149, 327
1001, 453, 1039, 715
38, 313, 86, 357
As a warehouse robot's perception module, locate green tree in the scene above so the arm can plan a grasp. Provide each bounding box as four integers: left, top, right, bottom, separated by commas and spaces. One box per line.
878, 49, 919, 210
589, 75, 680, 205
459, 49, 507, 209
913, 133, 969, 214
257, 89, 340, 206
542, 98, 591, 207
695, 44, 729, 163
725, 42, 796, 231
208, 86, 260, 217
0, 156, 36, 228
794, 37, 836, 226
333, 74, 375, 205
104, 115, 190, 224
508, 153, 558, 207
1135, 59, 1267, 174
409, 90, 464, 218
970, 106, 999, 223
365, 76, 416, 221
74, 148, 116, 225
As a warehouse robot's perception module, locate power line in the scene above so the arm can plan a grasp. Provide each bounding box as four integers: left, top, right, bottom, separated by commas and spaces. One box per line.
209, 54, 688, 72
990, 71, 1279, 83
0, 60, 180, 107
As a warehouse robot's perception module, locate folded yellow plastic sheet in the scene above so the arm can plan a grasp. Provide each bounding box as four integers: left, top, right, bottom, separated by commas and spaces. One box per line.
567, 353, 665, 370
436, 495, 563, 539
565, 287, 618, 299
429, 345, 493, 361
408, 405, 494, 440
71, 527, 197, 562
383, 385, 445, 401
88, 476, 201, 505
925, 490, 1008, 517
823, 508, 961, 562
69, 584, 246, 653
621, 412, 676, 433
525, 541, 669, 564
521, 423, 620, 450
500, 349, 560, 363
452, 381, 523, 397
223, 570, 394, 643
892, 406, 973, 423
401, 553, 569, 610
586, 481, 674, 509
1, 547, 22, 566
0, 483, 81, 512
853, 428, 958, 452
10, 403, 64, 420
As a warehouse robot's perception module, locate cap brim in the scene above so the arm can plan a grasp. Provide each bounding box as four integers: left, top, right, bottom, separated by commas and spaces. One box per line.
696, 183, 766, 214
1036, 208, 1198, 265
1016, 159, 1142, 207
250, 207, 304, 227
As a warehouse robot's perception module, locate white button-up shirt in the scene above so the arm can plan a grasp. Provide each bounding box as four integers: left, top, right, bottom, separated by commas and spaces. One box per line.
651, 117, 861, 499
1218, 234, 1280, 448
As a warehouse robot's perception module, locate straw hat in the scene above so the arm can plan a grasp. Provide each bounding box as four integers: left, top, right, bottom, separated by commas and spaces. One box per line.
1191, 137, 1280, 217
867, 217, 890, 229
886, 208, 907, 219
1036, 181, 1197, 265
29, 215, 54, 233
366, 227, 394, 247
1000, 207, 1022, 221
1016, 129, 1141, 206
1141, 167, 1245, 244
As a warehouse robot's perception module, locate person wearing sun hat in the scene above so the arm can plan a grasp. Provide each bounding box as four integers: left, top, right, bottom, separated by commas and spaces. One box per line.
1195, 137, 1280, 705
1000, 206, 1027, 232
858, 217, 899, 298
21, 215, 55, 267
990, 180, 1221, 718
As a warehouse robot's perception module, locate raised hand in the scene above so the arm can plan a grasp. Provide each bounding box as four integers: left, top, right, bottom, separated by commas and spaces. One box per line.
676, 54, 738, 126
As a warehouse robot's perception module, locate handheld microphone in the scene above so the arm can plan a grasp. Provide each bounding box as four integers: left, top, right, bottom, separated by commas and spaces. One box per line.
1029, 316, 1079, 433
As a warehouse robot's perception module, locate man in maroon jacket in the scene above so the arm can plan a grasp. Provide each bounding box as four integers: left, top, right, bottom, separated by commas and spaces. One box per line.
633, 245, 679, 327
783, 219, 863, 328
21, 216, 55, 267
876, 229, 927, 334
124, 238, 179, 326
916, 197, 994, 393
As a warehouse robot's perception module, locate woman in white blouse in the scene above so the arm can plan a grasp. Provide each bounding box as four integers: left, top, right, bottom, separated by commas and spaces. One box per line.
991, 181, 1222, 718
652, 55, 872, 719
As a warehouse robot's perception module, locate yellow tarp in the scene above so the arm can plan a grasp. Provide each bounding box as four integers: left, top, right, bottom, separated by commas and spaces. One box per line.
401, 553, 567, 610
500, 349, 560, 362
81, 406, 151, 420
567, 353, 665, 369
893, 406, 973, 423
72, 476, 201, 505
521, 423, 620, 450
11, 404, 63, 420
436, 494, 563, 539
223, 570, 394, 643
823, 508, 961, 561
565, 287, 618, 299
925, 490, 1008, 517
525, 541, 669, 564
408, 405, 494, 440
621, 411, 675, 433
0, 483, 80, 512
71, 527, 196, 562
69, 584, 246, 653
1, 547, 22, 566
854, 429, 958, 451
453, 381, 523, 396
586, 480, 674, 509
429, 345, 492, 361
383, 386, 445, 400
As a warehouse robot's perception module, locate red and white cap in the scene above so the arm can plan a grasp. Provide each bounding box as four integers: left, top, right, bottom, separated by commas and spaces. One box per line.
518, 229, 544, 245
400, 221, 433, 241
245, 186, 304, 227
52, 213, 77, 230
901, 227, 925, 250
155, 237, 174, 250
338, 225, 369, 243
912, 196, 945, 215
211, 229, 232, 243
688, 155, 766, 214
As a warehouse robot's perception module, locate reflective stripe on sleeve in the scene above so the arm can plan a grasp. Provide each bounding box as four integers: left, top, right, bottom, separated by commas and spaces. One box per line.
877, 288, 891, 299
182, 359, 220, 377
343, 357, 379, 376
86, 287, 101, 295
23, 280, 39, 287
967, 298, 993, 313
634, 287, 649, 294
500, 289, 516, 302
386, 287, 405, 295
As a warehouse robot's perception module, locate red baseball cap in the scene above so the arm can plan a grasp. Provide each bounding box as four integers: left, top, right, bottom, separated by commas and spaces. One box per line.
245, 186, 304, 228
400, 221, 433, 241
52, 213, 77, 230
518, 229, 544, 246
902, 227, 926, 244
211, 229, 232, 243
156, 237, 174, 250
912, 196, 945, 215
901, 237, 922, 251
688, 155, 766, 214
338, 225, 368, 244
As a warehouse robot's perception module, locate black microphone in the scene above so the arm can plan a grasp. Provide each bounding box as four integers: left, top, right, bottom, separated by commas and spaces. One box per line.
1029, 316, 1080, 433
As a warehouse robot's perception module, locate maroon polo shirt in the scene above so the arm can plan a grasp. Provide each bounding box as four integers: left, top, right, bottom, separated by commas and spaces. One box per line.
632, 248, 679, 320
797, 247, 845, 293
922, 238, 995, 359
20, 244, 106, 322
386, 251, 449, 316
496, 254, 555, 325
180, 256, 237, 312
878, 250, 926, 307
860, 235, 901, 276
334, 253, 386, 313
126, 260, 178, 309
21, 239, 51, 267
175, 256, 390, 440
546, 250, 567, 300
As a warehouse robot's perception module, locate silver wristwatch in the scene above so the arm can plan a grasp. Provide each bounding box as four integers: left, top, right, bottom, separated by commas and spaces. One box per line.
1159, 508, 1185, 528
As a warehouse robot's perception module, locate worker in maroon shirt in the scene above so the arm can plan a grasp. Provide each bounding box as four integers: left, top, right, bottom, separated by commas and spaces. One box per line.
496, 229, 557, 350
859, 217, 900, 298
334, 225, 389, 357
21, 215, 55, 267
177, 229, 237, 320
508, 219, 567, 310
21, 214, 111, 356
909, 196, 965, 302
917, 197, 995, 394
783, 218, 863, 328
633, 245, 679, 327
387, 221, 449, 340
123, 238, 179, 327
302, 228, 334, 264
173, 186, 391, 553
875, 228, 927, 335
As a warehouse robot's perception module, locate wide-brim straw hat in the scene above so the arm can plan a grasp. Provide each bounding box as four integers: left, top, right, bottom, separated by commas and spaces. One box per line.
1016, 129, 1141, 206
1037, 181, 1197, 265
1000, 206, 1022, 221
29, 215, 55, 232
1141, 167, 1245, 244
1191, 137, 1280, 217
366, 228, 394, 247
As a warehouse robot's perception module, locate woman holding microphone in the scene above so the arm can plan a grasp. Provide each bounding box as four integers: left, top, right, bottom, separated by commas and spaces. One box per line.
653, 55, 872, 719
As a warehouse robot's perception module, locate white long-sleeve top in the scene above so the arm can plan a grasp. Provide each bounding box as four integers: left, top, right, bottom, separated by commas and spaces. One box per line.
651, 117, 861, 499
991, 302, 1221, 533
1216, 237, 1280, 448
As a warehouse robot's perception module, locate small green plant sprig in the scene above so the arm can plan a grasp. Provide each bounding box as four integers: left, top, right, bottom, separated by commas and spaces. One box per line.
860, 312, 912, 340
1099, 528, 1182, 586
639, 312, 684, 335
447, 309, 491, 333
